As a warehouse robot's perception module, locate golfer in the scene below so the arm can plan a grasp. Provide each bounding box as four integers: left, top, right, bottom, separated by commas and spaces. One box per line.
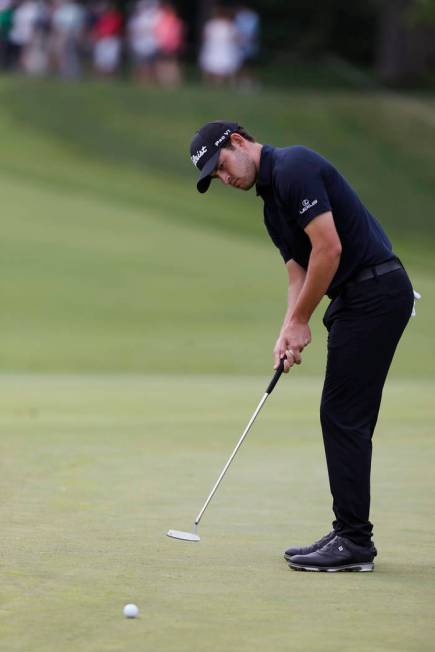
189, 121, 415, 572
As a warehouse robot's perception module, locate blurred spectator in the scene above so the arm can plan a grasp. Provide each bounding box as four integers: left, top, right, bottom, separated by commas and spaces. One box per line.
127, 0, 160, 83
91, 1, 122, 77
199, 6, 241, 86
234, 3, 259, 90
0, 0, 14, 69
49, 0, 85, 79
8, 0, 39, 69
154, 1, 184, 87
9, 0, 49, 74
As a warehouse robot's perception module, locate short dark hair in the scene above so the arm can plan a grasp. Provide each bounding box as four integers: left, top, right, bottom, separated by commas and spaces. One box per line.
223, 126, 256, 147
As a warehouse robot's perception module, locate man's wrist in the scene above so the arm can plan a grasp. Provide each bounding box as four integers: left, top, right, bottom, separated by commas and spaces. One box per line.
281, 315, 309, 334
288, 312, 309, 326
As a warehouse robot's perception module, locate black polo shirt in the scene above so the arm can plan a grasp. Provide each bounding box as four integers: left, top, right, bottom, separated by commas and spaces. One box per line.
256, 145, 395, 296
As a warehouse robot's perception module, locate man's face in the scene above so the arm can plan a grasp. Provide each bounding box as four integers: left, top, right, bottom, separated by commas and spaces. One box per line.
212, 143, 257, 191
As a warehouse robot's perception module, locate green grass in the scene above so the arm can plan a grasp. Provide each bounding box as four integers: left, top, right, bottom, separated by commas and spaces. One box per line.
1, 80, 435, 245
0, 78, 434, 375
0, 374, 434, 651
0, 78, 434, 650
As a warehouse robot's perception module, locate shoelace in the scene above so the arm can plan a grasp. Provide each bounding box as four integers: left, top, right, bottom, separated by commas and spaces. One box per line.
313, 532, 335, 548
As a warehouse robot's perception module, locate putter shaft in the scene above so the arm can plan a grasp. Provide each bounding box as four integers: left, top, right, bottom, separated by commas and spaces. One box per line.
194, 392, 269, 526
193, 358, 285, 528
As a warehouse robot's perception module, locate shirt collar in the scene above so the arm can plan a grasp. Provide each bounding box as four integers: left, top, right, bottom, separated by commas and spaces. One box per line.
256, 144, 274, 196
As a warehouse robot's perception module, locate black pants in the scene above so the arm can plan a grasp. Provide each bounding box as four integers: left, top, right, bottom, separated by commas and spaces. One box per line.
321, 267, 414, 547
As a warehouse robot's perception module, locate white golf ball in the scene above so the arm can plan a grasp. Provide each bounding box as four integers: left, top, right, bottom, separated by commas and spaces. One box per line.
123, 603, 139, 618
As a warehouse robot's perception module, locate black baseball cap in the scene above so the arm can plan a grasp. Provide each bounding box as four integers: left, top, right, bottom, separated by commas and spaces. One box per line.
190, 121, 240, 193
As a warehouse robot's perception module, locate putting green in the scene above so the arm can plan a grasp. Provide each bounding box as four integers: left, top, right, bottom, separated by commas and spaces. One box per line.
1, 374, 434, 651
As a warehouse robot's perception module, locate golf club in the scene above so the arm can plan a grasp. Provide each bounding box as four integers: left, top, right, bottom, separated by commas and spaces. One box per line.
167, 357, 286, 542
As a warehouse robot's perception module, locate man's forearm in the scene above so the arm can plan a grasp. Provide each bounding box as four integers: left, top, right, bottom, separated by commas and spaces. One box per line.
281, 276, 305, 333
289, 248, 341, 324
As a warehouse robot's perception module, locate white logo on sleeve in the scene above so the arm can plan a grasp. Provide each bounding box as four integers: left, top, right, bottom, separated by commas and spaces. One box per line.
299, 198, 318, 214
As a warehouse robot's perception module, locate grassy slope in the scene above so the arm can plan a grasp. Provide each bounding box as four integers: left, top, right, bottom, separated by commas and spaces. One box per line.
0, 78, 434, 375
0, 375, 434, 652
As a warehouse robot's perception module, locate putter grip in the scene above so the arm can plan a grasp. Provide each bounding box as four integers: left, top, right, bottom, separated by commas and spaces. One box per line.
266, 358, 285, 395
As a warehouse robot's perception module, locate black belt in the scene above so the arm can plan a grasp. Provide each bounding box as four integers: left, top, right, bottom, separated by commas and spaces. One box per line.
329, 258, 403, 299
347, 258, 403, 285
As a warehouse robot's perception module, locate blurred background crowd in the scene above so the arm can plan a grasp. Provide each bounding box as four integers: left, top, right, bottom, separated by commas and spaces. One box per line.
0, 0, 260, 87
1, 0, 435, 89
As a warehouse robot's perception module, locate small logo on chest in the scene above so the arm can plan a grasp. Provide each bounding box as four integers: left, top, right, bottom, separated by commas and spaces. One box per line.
299, 198, 318, 214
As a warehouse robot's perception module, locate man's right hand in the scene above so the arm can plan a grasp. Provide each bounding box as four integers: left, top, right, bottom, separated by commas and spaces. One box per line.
273, 333, 303, 373
273, 319, 311, 372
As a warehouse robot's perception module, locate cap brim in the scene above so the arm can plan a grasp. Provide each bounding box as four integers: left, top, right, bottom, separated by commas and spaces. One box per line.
197, 151, 220, 193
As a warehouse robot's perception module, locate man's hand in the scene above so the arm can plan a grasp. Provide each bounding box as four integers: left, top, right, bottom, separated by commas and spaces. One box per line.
273, 319, 312, 373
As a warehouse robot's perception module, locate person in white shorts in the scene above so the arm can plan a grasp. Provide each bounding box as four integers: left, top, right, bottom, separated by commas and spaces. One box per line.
199, 6, 240, 85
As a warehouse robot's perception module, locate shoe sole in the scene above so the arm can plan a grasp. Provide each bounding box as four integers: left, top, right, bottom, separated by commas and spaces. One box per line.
288, 561, 374, 572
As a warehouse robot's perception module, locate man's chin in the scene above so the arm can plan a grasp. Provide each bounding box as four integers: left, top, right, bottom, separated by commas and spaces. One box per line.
237, 179, 256, 191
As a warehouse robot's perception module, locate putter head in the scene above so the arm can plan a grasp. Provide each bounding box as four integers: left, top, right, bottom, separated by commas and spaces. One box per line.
167, 529, 200, 542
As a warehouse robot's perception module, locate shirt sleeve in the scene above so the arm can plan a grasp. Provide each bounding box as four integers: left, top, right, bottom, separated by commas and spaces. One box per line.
276, 156, 332, 230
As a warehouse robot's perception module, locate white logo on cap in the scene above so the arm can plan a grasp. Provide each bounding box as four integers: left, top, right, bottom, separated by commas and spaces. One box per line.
191, 145, 208, 167
214, 129, 232, 147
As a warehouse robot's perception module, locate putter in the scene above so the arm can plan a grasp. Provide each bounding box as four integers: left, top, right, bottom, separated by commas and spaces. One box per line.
167, 357, 286, 542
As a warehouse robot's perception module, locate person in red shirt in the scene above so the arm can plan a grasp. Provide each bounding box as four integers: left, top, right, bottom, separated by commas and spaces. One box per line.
91, 1, 122, 76
154, 2, 184, 86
